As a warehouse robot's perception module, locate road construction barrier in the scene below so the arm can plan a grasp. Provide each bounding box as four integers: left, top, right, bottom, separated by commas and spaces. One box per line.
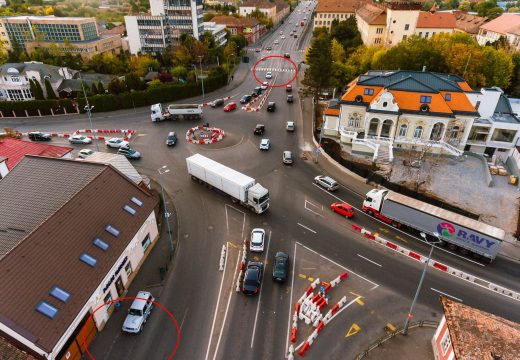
235, 269, 243, 292
352, 224, 362, 232
219, 244, 226, 271
288, 345, 295, 360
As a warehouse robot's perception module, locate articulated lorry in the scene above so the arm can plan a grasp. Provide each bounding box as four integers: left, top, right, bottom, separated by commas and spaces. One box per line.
186, 154, 270, 214
151, 103, 203, 122
362, 189, 504, 261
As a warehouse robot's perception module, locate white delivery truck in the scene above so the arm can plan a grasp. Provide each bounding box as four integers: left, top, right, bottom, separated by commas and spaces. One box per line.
151, 103, 203, 122
186, 154, 269, 214
362, 189, 504, 261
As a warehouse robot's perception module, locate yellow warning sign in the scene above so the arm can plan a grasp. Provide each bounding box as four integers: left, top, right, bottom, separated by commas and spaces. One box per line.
345, 323, 360, 338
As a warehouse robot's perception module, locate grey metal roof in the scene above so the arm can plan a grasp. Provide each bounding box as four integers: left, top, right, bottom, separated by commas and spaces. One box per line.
385, 76, 438, 93
0, 62, 71, 80
495, 94, 514, 114
82, 152, 143, 185
359, 70, 464, 92
490, 113, 520, 124
0, 156, 105, 260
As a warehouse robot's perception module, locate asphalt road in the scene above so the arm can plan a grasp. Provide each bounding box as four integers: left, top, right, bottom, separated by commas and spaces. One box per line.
3, 1, 520, 359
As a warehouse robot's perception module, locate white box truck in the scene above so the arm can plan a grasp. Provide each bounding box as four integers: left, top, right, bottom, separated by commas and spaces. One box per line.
186, 154, 269, 214
151, 103, 203, 122
362, 189, 504, 261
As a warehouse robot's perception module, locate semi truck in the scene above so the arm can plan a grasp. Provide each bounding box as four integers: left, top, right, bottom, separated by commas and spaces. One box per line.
362, 189, 504, 261
151, 103, 203, 122
186, 154, 270, 214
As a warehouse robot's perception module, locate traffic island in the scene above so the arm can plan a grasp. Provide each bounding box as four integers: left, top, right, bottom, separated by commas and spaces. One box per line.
186, 125, 225, 144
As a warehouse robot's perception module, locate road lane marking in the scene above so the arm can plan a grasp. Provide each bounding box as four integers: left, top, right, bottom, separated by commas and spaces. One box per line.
430, 288, 463, 302
224, 204, 247, 239
297, 223, 317, 233
379, 227, 389, 233
180, 307, 189, 330
296, 242, 379, 290
285, 242, 298, 358
308, 277, 314, 282
298, 274, 307, 279
395, 235, 408, 243
204, 243, 232, 360
345, 323, 360, 337
349, 291, 363, 298
357, 254, 382, 268
355, 298, 364, 306
311, 183, 485, 267
212, 251, 241, 360
304, 200, 323, 217
251, 229, 272, 348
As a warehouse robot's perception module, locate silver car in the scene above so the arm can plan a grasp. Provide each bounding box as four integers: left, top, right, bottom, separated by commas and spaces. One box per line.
122, 291, 154, 334
283, 151, 293, 164
314, 175, 339, 191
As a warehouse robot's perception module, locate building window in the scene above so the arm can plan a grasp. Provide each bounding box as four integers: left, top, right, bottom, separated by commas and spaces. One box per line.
105, 225, 120, 237
441, 332, 451, 355
450, 126, 460, 139
141, 234, 151, 252
405, 24, 409, 31
104, 292, 113, 309
402, 35, 407, 40
376, 27, 383, 34
374, 38, 382, 44
364, 88, 374, 95
420, 95, 432, 103
491, 129, 516, 143
475, 101, 481, 110
413, 126, 423, 139
398, 124, 408, 137
419, 32, 422, 36
425, 32, 429, 38
125, 262, 133, 277
348, 114, 360, 128
445, 93, 451, 101
36, 301, 59, 319
50, 286, 71, 303
11, 76, 20, 82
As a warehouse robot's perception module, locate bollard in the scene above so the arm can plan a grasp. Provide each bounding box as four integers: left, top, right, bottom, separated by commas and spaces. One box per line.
290, 326, 297, 343
298, 342, 310, 357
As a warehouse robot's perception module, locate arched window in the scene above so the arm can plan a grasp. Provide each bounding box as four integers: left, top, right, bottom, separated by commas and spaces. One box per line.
348, 113, 360, 128
450, 126, 460, 139
398, 124, 408, 137
413, 126, 423, 139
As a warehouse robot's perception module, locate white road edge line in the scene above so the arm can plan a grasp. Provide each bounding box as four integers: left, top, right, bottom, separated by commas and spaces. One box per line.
285, 242, 297, 358
224, 204, 247, 239
297, 222, 317, 234
430, 288, 463, 302
304, 200, 324, 217
296, 241, 379, 290
311, 183, 485, 267
180, 307, 189, 330
212, 250, 241, 360
204, 242, 232, 360
357, 254, 382, 267
251, 229, 272, 348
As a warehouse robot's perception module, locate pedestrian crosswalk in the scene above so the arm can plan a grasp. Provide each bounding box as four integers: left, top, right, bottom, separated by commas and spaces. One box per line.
254, 68, 296, 72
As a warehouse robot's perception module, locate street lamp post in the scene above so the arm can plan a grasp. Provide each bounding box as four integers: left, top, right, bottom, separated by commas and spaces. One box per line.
79, 72, 99, 152
403, 232, 442, 335
130, 89, 136, 113
198, 55, 205, 99
158, 165, 174, 257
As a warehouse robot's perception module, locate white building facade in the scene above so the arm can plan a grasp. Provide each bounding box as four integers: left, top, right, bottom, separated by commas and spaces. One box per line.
203, 22, 227, 46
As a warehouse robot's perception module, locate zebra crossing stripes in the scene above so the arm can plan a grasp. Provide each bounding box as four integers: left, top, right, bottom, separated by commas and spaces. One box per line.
253, 68, 296, 72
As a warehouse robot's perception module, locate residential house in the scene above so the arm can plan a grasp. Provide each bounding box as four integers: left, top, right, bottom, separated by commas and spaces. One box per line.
203, 21, 228, 46
0, 137, 72, 178
211, 15, 264, 44
414, 7, 455, 40
477, 13, 520, 50
432, 296, 520, 360
0, 156, 159, 360
313, 0, 362, 30
452, 11, 487, 38
239, 0, 289, 26
0, 16, 122, 60
322, 70, 481, 162
355, 3, 387, 45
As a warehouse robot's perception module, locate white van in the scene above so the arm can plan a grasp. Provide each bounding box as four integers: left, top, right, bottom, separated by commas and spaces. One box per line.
122, 291, 154, 333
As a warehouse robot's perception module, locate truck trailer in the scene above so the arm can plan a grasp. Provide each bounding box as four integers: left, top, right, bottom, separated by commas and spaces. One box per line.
186, 154, 270, 214
362, 189, 504, 261
151, 103, 203, 122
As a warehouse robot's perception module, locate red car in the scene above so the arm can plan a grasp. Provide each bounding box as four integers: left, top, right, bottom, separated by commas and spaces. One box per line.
331, 202, 355, 218
255, 48, 261, 52
223, 102, 237, 112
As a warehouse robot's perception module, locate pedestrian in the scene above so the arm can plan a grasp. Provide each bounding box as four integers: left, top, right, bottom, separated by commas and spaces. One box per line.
231, 75, 234, 81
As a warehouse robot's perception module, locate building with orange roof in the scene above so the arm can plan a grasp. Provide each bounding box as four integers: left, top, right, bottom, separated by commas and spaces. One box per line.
452, 11, 487, 37
313, 0, 364, 31
432, 296, 520, 360
322, 69, 520, 161
477, 13, 520, 50
415, 7, 455, 39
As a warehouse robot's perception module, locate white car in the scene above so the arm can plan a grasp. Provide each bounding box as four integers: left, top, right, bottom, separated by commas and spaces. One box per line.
274, 40, 279, 44
259, 138, 270, 150
105, 137, 129, 148
283, 151, 293, 164
265, 72, 273, 79
122, 291, 154, 333
78, 149, 95, 159
261, 81, 269, 90
286, 121, 295, 131
250, 228, 265, 252
280, 31, 283, 35
281, 35, 286, 39
69, 135, 92, 144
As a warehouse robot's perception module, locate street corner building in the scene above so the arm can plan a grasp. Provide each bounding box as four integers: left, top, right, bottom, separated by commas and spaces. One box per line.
0, 156, 159, 359
432, 296, 520, 360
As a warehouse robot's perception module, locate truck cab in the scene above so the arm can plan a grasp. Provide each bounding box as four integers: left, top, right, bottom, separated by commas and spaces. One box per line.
151, 103, 165, 122
248, 184, 270, 213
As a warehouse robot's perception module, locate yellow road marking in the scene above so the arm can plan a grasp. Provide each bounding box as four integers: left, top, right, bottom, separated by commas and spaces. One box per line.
355, 298, 364, 306
386, 323, 397, 332
374, 233, 379, 238
395, 235, 408, 243
298, 274, 307, 279
308, 277, 314, 282
349, 291, 363, 298
136, 133, 146, 136
345, 323, 360, 338
227, 242, 239, 249
379, 228, 389, 233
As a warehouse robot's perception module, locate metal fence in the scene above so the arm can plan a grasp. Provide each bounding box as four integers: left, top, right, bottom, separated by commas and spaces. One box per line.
355, 320, 439, 360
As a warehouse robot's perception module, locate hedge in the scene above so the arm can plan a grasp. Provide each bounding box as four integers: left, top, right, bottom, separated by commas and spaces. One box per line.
0, 72, 228, 117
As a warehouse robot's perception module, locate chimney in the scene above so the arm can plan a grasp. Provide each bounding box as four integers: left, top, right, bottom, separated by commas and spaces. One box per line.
422, 66, 427, 72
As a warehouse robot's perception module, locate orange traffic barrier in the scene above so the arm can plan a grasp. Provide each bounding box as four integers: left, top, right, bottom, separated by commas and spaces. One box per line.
298, 342, 310, 356
290, 327, 297, 343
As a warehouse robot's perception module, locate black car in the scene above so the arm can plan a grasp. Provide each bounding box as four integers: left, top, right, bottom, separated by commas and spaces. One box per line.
254, 124, 265, 135
166, 131, 177, 146
240, 95, 252, 104
243, 261, 264, 295
287, 94, 294, 103
266, 46, 272, 51
254, 87, 262, 95
272, 252, 289, 282
267, 102, 276, 112
284, 53, 291, 58
28, 131, 51, 141
210, 98, 224, 108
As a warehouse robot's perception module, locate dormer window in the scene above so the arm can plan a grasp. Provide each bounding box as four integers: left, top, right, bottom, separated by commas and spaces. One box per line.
420, 95, 431, 103
364, 88, 374, 96
11, 76, 20, 82
444, 93, 451, 101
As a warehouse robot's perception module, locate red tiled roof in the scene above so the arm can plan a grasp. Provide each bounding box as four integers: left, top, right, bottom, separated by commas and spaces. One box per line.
356, 3, 386, 25
416, 11, 456, 29
324, 108, 340, 116
0, 138, 72, 170
240, 0, 276, 8
99, 24, 125, 36
480, 13, 520, 35
452, 11, 487, 34
316, 0, 363, 13
211, 15, 260, 27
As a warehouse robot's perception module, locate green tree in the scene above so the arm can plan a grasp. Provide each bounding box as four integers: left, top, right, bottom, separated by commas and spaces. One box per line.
91, 82, 98, 95
97, 81, 105, 94
458, 0, 472, 11
486, 6, 504, 19
312, 26, 329, 39
507, 52, 520, 97
44, 78, 57, 99
173, 45, 193, 67
480, 47, 513, 88
107, 78, 127, 94
303, 36, 333, 96
229, 34, 247, 52
171, 65, 188, 80
330, 38, 346, 63
476, 0, 497, 16
124, 72, 144, 90
29, 79, 44, 100
330, 17, 363, 56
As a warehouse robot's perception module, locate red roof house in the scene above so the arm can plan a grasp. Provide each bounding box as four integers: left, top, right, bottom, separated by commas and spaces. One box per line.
0, 138, 73, 171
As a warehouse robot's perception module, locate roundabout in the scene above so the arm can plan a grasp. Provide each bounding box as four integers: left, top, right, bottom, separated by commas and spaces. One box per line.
186, 125, 225, 144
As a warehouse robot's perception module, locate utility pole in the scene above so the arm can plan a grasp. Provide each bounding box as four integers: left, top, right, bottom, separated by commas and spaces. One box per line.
79, 72, 99, 152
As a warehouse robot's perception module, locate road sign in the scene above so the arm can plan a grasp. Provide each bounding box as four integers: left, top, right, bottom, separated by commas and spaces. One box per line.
345, 323, 360, 338
197, 74, 208, 79
315, 148, 321, 155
